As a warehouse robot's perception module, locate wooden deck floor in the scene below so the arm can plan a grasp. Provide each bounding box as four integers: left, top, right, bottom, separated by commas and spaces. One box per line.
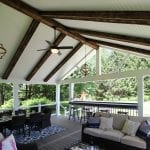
36, 115, 82, 150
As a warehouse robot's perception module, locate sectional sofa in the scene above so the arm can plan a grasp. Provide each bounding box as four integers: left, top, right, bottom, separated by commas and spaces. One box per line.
82, 112, 150, 150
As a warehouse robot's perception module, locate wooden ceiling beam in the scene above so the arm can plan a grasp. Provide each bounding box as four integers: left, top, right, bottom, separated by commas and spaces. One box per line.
87, 38, 150, 56
40, 11, 150, 25
0, 0, 98, 50
69, 27, 150, 46
2, 19, 40, 79
26, 33, 66, 81
44, 42, 83, 82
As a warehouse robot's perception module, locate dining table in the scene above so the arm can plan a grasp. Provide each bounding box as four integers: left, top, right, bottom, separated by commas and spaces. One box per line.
0, 112, 45, 136
0, 116, 12, 136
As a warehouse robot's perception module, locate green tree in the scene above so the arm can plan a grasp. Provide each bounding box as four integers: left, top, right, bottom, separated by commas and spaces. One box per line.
19, 84, 55, 101
67, 47, 150, 101
0, 83, 12, 105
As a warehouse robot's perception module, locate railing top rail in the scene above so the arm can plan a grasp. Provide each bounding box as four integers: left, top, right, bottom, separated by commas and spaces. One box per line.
20, 103, 56, 109
0, 103, 56, 111
69, 101, 138, 109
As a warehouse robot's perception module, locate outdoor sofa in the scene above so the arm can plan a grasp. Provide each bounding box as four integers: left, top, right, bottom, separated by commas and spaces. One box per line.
82, 112, 150, 150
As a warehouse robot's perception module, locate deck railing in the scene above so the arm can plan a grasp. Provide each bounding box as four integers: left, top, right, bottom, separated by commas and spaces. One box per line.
20, 103, 56, 113
0, 103, 56, 114
69, 101, 138, 116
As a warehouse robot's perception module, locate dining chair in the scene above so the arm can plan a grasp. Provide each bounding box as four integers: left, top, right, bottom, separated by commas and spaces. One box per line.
15, 109, 26, 116
3, 110, 13, 116
8, 115, 26, 136
41, 113, 51, 129
42, 107, 52, 114
26, 112, 42, 136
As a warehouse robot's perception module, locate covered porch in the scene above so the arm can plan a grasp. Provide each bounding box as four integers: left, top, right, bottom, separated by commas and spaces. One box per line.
0, 0, 150, 149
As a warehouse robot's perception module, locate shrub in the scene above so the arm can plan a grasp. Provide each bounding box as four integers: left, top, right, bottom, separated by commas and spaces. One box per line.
0, 99, 13, 109
0, 97, 52, 110
21, 97, 50, 107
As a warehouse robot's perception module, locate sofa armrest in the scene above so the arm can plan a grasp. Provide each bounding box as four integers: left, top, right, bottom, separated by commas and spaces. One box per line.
82, 123, 89, 134
146, 136, 150, 150
16, 142, 38, 150
82, 123, 89, 129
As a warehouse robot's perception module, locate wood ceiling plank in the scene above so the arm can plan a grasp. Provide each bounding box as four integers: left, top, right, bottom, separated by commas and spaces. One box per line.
0, 0, 98, 50
26, 33, 66, 81
88, 38, 150, 56
40, 11, 150, 26
44, 42, 83, 82
69, 27, 150, 46
2, 19, 40, 79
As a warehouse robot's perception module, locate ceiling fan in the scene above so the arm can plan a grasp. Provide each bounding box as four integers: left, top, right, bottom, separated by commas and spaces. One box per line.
37, 28, 73, 56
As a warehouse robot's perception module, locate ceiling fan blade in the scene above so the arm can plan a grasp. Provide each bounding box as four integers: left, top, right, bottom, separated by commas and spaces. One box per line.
56, 46, 73, 49
45, 40, 52, 46
37, 49, 47, 51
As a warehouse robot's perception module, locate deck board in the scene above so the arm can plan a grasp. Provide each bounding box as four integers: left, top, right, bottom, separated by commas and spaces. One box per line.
36, 115, 82, 150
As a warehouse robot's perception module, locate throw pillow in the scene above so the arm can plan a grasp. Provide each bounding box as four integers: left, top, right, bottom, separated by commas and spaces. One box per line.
0, 133, 4, 141
122, 119, 140, 136
136, 120, 150, 140
87, 117, 100, 128
0, 132, 4, 149
99, 117, 113, 130
1, 134, 17, 150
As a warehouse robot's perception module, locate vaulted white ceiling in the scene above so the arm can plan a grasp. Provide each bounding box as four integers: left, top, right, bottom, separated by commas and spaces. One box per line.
0, 0, 150, 84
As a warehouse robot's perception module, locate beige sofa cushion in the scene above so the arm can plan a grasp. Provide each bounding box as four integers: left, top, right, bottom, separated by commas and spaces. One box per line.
84, 128, 104, 137
111, 114, 128, 130
99, 117, 113, 130
121, 135, 146, 149
122, 119, 140, 136
101, 129, 124, 142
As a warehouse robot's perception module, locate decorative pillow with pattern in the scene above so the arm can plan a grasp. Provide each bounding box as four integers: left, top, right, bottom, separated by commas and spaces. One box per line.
136, 120, 150, 140
0, 132, 4, 150
99, 117, 113, 130
0, 133, 4, 141
122, 119, 140, 136
0, 134, 17, 150
87, 117, 100, 128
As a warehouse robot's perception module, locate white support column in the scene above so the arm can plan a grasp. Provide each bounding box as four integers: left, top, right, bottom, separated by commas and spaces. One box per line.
137, 76, 144, 117
56, 84, 60, 116
69, 83, 74, 101
96, 47, 101, 76
13, 83, 19, 112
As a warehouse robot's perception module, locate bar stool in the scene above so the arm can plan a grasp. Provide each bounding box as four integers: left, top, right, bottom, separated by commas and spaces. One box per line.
117, 111, 128, 115
68, 106, 79, 121
80, 107, 93, 123
100, 109, 110, 113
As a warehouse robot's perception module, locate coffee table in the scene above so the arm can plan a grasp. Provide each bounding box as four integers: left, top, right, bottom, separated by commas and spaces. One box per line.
64, 142, 100, 150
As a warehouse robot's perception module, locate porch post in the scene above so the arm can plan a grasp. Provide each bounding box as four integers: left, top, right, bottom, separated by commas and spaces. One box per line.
137, 76, 144, 117
96, 47, 101, 75
56, 84, 60, 116
69, 83, 74, 101
13, 83, 19, 112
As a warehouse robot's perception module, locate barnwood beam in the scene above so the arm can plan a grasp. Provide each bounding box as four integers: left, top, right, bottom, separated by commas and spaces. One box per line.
44, 42, 83, 82
0, 0, 98, 50
88, 38, 150, 56
69, 27, 150, 46
26, 33, 66, 81
2, 19, 40, 79
40, 11, 150, 26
